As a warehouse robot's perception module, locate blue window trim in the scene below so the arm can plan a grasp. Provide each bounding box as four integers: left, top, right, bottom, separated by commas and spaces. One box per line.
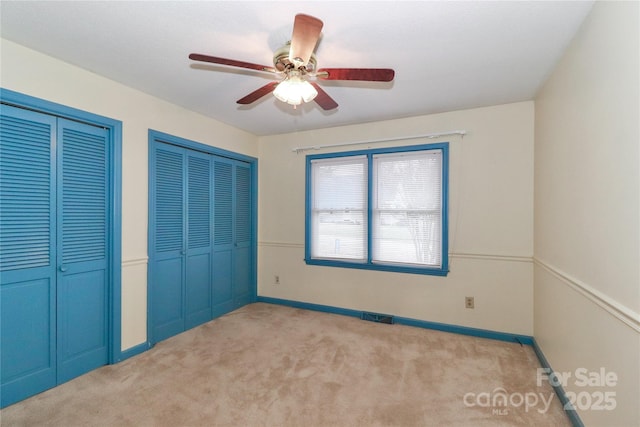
305, 142, 449, 276
0, 88, 123, 363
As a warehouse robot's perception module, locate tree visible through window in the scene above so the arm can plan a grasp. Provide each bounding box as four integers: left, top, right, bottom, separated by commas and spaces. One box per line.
305, 143, 448, 276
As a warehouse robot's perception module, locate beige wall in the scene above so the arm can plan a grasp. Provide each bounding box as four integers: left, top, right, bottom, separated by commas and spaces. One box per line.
0, 39, 259, 350
258, 101, 535, 335
534, 1, 640, 426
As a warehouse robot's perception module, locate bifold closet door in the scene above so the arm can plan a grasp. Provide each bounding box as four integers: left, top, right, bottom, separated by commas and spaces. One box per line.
185, 151, 213, 329
56, 118, 110, 383
151, 143, 213, 343
212, 158, 252, 317
1, 106, 57, 406
233, 161, 252, 306
0, 106, 109, 407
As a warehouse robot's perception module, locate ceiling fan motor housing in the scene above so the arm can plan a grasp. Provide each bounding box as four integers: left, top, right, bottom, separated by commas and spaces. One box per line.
274, 42, 317, 72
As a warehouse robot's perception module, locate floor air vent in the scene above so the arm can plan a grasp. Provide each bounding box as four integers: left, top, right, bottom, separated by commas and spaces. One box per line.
361, 312, 394, 324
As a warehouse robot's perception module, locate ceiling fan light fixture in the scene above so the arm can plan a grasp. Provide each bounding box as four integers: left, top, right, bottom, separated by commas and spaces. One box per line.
189, 14, 394, 111
273, 72, 318, 106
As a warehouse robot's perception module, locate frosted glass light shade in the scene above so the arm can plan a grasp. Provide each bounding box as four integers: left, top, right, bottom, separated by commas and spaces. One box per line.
273, 73, 318, 105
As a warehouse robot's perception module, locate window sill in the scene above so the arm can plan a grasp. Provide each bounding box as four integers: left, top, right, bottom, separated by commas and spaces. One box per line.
304, 258, 449, 276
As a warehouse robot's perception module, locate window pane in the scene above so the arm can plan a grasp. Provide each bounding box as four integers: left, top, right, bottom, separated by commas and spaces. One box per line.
311, 156, 367, 260
372, 151, 442, 266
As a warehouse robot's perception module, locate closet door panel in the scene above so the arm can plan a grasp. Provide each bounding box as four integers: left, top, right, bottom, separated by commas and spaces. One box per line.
56, 119, 109, 383
185, 152, 212, 329
212, 159, 235, 315
0, 277, 55, 407
0, 106, 57, 407
57, 270, 107, 382
233, 248, 251, 306
233, 162, 252, 305
152, 258, 184, 341
185, 253, 211, 327
212, 250, 233, 316
151, 144, 185, 342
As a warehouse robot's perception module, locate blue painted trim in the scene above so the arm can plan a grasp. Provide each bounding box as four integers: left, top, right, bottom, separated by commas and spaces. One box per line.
250, 159, 258, 303
256, 296, 533, 345
306, 143, 448, 159
257, 297, 362, 319
304, 142, 449, 276
1, 88, 123, 365
110, 114, 123, 364
119, 341, 152, 362
304, 159, 313, 262
146, 136, 157, 346
1, 88, 122, 130
366, 154, 373, 263
441, 144, 450, 271
148, 129, 257, 163
394, 316, 533, 345
531, 339, 584, 427
304, 258, 449, 276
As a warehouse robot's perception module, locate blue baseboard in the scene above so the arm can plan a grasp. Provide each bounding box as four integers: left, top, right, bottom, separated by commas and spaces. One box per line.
256, 296, 533, 344
257, 296, 363, 319
394, 315, 534, 345
117, 341, 152, 363
531, 338, 584, 427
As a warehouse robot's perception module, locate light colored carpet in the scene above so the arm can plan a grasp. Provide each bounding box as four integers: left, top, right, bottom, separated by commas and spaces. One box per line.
1, 302, 570, 426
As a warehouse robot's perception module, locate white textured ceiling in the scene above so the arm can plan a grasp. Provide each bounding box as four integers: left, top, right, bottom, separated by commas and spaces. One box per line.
1, 1, 593, 136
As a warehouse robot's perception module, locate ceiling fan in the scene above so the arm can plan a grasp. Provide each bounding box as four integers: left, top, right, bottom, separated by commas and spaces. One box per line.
189, 14, 395, 110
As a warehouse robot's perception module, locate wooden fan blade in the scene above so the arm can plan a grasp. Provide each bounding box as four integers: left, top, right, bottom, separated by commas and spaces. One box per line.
289, 14, 323, 67
311, 83, 338, 110
189, 53, 276, 73
316, 68, 395, 82
237, 81, 279, 105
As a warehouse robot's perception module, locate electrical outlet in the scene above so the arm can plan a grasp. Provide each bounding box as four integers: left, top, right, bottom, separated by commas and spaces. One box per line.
465, 296, 474, 309
274, 275, 280, 285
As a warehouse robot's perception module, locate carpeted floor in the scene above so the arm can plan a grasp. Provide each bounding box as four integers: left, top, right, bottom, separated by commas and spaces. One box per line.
1, 302, 571, 426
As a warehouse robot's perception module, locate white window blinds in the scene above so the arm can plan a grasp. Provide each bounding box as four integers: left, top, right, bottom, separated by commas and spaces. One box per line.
372, 150, 442, 267
310, 156, 367, 261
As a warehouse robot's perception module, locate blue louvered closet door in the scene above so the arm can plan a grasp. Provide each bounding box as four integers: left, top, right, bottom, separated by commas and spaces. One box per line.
212, 157, 252, 317
1, 106, 109, 407
56, 118, 109, 383
232, 161, 253, 307
150, 143, 213, 342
